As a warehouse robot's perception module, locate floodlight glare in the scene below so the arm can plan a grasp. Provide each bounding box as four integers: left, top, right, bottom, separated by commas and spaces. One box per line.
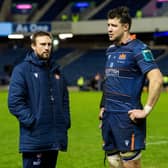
8, 34, 24, 39
58, 33, 73, 40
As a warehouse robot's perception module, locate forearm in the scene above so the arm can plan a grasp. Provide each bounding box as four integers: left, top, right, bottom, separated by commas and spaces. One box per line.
146, 71, 163, 108
128, 69, 163, 120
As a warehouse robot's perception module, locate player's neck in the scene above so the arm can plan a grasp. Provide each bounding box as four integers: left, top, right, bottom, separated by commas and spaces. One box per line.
120, 33, 131, 44
116, 33, 136, 46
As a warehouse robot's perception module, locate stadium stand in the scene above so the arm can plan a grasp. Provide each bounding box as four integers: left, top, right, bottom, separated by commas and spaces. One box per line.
62, 49, 106, 85
0, 46, 29, 85
53, 47, 75, 60
90, 0, 150, 19
156, 51, 168, 75
152, 49, 166, 59
39, 0, 72, 22
0, 0, 4, 7
0, 0, 168, 86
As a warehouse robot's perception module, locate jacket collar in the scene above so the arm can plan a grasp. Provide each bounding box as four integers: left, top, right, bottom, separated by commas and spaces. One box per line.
24, 51, 48, 66
24, 51, 60, 73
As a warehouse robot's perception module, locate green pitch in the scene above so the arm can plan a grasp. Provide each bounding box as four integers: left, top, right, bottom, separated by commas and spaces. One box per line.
0, 90, 168, 168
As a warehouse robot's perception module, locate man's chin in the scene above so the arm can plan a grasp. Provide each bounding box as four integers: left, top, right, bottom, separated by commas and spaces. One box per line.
38, 55, 50, 60
43, 56, 50, 60
109, 38, 119, 44
109, 38, 115, 42
109, 37, 114, 41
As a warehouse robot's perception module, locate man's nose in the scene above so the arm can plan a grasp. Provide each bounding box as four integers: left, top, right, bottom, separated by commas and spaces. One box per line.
108, 27, 112, 32
44, 45, 50, 49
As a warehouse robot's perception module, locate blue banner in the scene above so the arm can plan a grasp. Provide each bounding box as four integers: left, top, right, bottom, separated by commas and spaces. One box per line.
13, 23, 51, 33
0, 22, 12, 36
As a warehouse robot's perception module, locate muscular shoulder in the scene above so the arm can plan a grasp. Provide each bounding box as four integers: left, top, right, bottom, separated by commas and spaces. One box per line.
129, 39, 148, 53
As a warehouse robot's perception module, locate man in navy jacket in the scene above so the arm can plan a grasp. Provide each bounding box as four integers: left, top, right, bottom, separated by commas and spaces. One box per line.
8, 31, 71, 168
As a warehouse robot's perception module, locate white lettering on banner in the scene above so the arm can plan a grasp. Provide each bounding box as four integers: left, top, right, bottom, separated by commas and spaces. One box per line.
30, 24, 49, 32
14, 24, 51, 33
16, 24, 28, 33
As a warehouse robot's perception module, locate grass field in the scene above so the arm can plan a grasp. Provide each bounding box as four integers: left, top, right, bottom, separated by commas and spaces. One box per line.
0, 90, 168, 168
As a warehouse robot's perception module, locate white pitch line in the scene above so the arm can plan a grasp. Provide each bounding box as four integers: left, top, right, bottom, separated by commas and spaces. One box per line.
147, 140, 168, 145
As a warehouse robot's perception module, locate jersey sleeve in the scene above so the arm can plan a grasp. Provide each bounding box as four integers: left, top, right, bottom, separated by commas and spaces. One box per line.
134, 46, 158, 74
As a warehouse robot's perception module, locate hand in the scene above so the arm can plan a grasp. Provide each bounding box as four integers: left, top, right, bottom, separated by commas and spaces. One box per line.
128, 109, 147, 122
99, 121, 102, 129
99, 107, 105, 120
98, 107, 104, 129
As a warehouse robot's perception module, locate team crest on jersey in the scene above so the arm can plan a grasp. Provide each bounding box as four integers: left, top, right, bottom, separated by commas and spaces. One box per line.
119, 53, 126, 60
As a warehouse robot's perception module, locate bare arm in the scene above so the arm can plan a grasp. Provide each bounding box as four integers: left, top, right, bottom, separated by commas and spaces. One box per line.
128, 68, 163, 120
146, 68, 163, 107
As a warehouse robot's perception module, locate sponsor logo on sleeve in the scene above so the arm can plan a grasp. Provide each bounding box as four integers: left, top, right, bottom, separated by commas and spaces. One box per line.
142, 50, 154, 62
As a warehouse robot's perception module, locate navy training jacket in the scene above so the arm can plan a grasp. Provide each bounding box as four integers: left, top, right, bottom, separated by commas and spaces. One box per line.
8, 51, 71, 152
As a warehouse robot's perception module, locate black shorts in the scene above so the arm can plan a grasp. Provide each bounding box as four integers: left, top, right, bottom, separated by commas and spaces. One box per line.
22, 150, 58, 168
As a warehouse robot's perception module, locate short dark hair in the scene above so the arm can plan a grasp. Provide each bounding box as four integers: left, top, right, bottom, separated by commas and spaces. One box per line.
30, 31, 53, 45
107, 6, 132, 30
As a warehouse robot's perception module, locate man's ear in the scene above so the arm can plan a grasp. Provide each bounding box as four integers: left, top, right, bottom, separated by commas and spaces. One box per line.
123, 23, 129, 32
31, 43, 35, 50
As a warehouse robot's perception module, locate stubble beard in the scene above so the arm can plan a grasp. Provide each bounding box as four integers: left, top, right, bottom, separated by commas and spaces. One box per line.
38, 52, 50, 60
110, 35, 123, 46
